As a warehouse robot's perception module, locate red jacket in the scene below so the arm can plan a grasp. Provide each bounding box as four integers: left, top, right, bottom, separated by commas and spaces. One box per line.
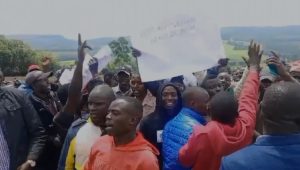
179, 69, 259, 170
84, 132, 159, 170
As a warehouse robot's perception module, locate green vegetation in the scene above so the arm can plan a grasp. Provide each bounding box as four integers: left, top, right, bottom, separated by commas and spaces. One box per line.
0, 35, 59, 76
107, 37, 138, 72
224, 42, 268, 68
224, 42, 247, 61
58, 37, 138, 72
222, 26, 300, 60
59, 60, 75, 67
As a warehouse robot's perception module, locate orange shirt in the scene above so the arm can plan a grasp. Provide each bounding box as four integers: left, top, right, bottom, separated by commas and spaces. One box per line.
84, 132, 159, 170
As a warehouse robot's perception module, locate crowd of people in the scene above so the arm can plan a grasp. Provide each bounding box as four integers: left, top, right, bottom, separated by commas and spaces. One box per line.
1, 36, 300, 170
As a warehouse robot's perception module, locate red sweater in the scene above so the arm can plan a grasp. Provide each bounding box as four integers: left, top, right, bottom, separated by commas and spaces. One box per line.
179, 69, 259, 170
84, 132, 159, 170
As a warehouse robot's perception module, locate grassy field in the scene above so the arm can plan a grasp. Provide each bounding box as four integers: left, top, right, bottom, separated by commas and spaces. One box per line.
224, 43, 268, 68
224, 43, 247, 61
59, 60, 75, 67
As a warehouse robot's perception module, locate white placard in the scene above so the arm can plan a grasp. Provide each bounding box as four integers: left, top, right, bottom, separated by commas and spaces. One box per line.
131, 14, 225, 82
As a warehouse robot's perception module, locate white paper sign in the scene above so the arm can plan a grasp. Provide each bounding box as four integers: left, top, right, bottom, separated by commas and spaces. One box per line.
59, 46, 113, 88
131, 14, 225, 82
59, 68, 75, 85
82, 53, 94, 88
93, 45, 113, 71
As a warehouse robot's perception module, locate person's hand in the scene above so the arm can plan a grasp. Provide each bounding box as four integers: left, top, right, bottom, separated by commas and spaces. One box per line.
78, 33, 92, 63
218, 58, 229, 66
17, 162, 33, 170
248, 40, 263, 70
266, 51, 290, 79
131, 47, 141, 58
41, 56, 51, 66
88, 57, 99, 77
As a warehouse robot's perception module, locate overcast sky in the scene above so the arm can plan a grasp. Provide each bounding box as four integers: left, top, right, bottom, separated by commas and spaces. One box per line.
0, 0, 300, 39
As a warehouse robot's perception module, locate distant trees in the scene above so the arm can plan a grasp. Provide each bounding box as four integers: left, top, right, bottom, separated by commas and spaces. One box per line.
0, 36, 59, 76
107, 37, 138, 72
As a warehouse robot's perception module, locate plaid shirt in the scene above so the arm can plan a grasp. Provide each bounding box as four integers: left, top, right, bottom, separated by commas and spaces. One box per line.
0, 123, 10, 170
113, 86, 133, 97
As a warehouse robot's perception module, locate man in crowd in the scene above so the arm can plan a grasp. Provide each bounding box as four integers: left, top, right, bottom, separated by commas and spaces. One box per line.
217, 72, 232, 90
57, 34, 103, 170
259, 71, 275, 101
18, 64, 41, 96
104, 71, 118, 88
60, 85, 115, 170
26, 70, 62, 170
232, 68, 243, 82
162, 87, 209, 170
221, 54, 300, 170
57, 80, 104, 170
201, 78, 222, 98
84, 97, 159, 170
179, 41, 262, 170
114, 66, 132, 97
0, 86, 46, 170
140, 82, 183, 168
130, 73, 156, 117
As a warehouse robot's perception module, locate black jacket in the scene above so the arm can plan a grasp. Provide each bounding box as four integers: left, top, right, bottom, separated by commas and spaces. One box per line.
29, 93, 62, 170
139, 82, 182, 168
0, 87, 46, 170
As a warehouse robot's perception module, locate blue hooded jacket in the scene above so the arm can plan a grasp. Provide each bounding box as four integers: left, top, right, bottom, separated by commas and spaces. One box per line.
162, 107, 207, 170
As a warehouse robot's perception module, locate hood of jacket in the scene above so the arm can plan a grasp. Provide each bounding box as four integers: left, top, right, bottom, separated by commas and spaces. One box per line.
154, 82, 182, 120
113, 132, 160, 155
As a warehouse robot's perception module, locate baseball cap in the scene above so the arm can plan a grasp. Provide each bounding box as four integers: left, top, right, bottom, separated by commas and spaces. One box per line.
25, 70, 53, 86
28, 64, 41, 72
117, 66, 131, 76
260, 72, 275, 82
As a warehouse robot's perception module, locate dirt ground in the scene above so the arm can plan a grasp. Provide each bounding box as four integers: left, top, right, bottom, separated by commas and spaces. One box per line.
5, 76, 25, 81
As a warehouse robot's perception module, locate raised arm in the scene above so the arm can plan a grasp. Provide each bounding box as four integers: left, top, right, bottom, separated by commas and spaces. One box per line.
267, 51, 300, 85
63, 34, 87, 114
234, 66, 249, 99
54, 34, 90, 130
238, 41, 262, 125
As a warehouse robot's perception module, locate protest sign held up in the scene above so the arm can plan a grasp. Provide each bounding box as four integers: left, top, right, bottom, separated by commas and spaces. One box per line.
132, 14, 225, 82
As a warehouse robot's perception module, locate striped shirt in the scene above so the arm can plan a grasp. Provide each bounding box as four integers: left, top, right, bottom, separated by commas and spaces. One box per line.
0, 124, 10, 170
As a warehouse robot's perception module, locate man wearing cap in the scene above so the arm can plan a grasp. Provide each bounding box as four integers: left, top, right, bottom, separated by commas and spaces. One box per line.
18, 64, 41, 96
113, 66, 133, 97
26, 70, 62, 170
259, 71, 275, 102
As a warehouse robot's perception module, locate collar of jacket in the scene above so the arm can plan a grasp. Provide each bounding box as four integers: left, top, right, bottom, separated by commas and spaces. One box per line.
180, 107, 207, 125
0, 88, 4, 98
256, 133, 300, 146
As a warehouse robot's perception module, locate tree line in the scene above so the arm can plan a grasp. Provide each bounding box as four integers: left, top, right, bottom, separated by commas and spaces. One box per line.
0, 35, 59, 76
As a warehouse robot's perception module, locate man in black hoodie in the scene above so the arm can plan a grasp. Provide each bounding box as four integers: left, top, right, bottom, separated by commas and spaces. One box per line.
140, 82, 182, 168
